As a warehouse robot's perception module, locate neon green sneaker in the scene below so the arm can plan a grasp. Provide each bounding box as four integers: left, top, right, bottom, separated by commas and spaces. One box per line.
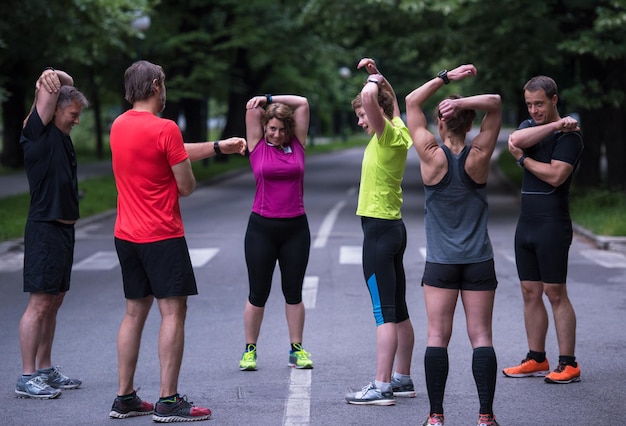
288, 343, 313, 369
239, 344, 257, 371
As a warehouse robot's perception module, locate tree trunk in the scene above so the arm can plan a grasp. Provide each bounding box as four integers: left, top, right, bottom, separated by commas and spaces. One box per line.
219, 48, 257, 161
86, 68, 105, 160
0, 71, 27, 169
575, 109, 602, 188
604, 106, 626, 190
181, 97, 206, 143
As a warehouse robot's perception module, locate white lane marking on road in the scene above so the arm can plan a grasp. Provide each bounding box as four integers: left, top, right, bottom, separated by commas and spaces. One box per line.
340, 246, 361, 264
313, 200, 347, 249
188, 248, 219, 267
500, 249, 516, 265
73, 251, 119, 270
71, 248, 219, 271
580, 249, 626, 268
312, 186, 355, 249
283, 368, 312, 426
302, 276, 318, 309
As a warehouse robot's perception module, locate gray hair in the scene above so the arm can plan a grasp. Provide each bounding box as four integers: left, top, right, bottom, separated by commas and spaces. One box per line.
58, 86, 89, 110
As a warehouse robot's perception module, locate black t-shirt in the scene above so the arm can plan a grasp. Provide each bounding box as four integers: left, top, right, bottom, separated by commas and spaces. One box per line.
20, 109, 79, 221
518, 119, 583, 222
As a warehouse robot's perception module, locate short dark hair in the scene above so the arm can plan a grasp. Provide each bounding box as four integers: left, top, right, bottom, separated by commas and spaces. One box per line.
523, 75, 557, 98
434, 94, 476, 135
124, 60, 165, 104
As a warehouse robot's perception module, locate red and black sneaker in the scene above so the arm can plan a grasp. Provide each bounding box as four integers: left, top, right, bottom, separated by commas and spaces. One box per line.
153, 394, 212, 422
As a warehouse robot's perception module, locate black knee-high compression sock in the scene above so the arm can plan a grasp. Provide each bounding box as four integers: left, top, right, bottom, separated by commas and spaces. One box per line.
424, 346, 448, 415
472, 346, 497, 415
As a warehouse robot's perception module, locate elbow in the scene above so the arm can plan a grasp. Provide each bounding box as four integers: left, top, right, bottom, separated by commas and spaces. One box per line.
300, 98, 310, 115
548, 174, 569, 188
491, 94, 502, 110
178, 181, 196, 197
508, 132, 523, 149
405, 93, 415, 108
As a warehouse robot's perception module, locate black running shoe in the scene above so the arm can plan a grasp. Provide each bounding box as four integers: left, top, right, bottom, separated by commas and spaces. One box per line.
109, 390, 154, 419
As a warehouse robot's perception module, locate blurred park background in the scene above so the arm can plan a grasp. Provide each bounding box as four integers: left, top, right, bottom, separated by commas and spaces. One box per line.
0, 0, 625, 239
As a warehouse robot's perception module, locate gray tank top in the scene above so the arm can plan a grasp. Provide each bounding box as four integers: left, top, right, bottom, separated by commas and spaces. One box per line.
423, 144, 493, 264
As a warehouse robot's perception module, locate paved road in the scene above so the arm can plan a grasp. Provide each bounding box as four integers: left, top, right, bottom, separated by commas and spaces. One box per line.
1, 142, 625, 425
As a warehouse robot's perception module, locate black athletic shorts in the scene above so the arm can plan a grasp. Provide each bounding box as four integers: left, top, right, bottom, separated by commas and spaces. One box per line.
422, 259, 498, 291
23, 220, 75, 295
515, 220, 572, 284
114, 236, 198, 299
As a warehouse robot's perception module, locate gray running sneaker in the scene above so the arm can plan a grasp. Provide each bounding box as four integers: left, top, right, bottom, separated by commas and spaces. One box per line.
345, 382, 395, 406
391, 376, 416, 397
15, 375, 62, 399
40, 366, 82, 389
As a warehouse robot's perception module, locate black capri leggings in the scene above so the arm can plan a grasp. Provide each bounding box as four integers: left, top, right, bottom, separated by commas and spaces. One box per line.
244, 212, 311, 307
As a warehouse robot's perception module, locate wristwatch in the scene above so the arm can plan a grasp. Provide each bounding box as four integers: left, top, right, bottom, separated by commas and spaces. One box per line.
437, 70, 450, 84
517, 155, 527, 168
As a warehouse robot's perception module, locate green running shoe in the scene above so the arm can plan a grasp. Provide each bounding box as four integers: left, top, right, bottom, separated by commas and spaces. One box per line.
239, 344, 257, 371
288, 343, 313, 369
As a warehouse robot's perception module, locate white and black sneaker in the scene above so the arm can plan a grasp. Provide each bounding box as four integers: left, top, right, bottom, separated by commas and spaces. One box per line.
345, 382, 395, 406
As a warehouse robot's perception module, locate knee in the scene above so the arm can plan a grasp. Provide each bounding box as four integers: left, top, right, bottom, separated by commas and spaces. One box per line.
520, 283, 543, 304
544, 286, 569, 307
248, 293, 268, 308
284, 295, 302, 305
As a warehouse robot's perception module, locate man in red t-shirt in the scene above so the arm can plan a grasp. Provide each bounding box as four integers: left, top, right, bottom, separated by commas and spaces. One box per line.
108, 60, 244, 422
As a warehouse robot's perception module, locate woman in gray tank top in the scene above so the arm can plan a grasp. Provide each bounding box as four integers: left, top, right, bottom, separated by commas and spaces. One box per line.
405, 64, 502, 426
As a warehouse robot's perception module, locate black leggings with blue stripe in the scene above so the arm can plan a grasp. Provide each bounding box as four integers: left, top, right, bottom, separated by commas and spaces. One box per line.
361, 216, 409, 325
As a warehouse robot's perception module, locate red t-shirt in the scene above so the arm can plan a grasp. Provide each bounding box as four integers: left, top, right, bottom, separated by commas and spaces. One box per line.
110, 110, 189, 243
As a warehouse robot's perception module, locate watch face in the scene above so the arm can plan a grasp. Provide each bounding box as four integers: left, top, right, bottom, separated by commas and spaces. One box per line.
437, 70, 449, 83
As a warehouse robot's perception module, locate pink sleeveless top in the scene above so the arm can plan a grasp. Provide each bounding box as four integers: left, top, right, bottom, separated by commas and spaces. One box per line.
249, 137, 305, 218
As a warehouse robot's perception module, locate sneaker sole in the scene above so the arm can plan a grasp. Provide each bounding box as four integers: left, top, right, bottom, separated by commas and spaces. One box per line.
152, 413, 212, 422
288, 363, 313, 369
393, 390, 416, 398
50, 384, 81, 390
15, 390, 61, 399
346, 398, 395, 406
544, 376, 581, 384
240, 364, 257, 371
109, 410, 153, 419
502, 370, 549, 378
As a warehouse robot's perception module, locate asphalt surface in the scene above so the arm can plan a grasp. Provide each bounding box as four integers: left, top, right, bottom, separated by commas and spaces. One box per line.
1, 135, 625, 425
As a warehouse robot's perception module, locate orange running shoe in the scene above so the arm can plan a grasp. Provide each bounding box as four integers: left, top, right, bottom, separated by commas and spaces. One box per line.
478, 413, 500, 426
502, 357, 550, 377
544, 361, 581, 384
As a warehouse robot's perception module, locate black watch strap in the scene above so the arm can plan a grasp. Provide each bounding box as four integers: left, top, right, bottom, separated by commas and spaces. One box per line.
437, 69, 450, 84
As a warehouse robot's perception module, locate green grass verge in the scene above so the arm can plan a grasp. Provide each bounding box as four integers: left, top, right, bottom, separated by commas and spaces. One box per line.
497, 151, 626, 236
3, 139, 623, 241
0, 136, 368, 242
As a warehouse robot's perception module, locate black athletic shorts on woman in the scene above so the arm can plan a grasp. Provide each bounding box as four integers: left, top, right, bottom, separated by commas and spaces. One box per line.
422, 259, 498, 291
